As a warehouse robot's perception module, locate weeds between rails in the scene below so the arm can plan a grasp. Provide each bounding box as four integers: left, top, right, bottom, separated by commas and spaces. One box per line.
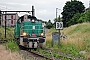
19, 46, 53, 60
35, 48, 84, 60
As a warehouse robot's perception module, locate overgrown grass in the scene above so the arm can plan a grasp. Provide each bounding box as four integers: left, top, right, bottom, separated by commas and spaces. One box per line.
46, 40, 52, 48
46, 23, 90, 59
46, 28, 56, 41
0, 27, 19, 52
6, 39, 19, 52
0, 27, 14, 40
33, 47, 73, 60
60, 44, 81, 56
46, 40, 85, 60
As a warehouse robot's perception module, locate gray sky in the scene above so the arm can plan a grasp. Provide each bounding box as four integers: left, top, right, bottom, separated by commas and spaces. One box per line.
0, 0, 89, 22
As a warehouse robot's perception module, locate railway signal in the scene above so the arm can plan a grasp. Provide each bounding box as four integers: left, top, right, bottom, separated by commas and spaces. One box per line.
56, 22, 63, 30
55, 15, 63, 47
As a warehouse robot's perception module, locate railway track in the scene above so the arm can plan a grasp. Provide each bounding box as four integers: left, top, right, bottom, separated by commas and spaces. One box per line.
43, 48, 84, 60
26, 50, 53, 60
33, 48, 71, 60
23, 48, 71, 60
0, 40, 8, 44
21, 47, 84, 60
19, 45, 53, 60
0, 39, 84, 60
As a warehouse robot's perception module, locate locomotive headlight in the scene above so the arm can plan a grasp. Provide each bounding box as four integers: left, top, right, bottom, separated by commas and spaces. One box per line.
23, 32, 27, 36
41, 33, 44, 36
32, 19, 35, 22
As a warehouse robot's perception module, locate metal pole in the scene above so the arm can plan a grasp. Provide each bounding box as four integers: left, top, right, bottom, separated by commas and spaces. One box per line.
52, 8, 58, 47
58, 15, 60, 47
5, 12, 6, 38
0, 10, 1, 26
56, 8, 58, 21
32, 6, 35, 16
89, 1, 90, 9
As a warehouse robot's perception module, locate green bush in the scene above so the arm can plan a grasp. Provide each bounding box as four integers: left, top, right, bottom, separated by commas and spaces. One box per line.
85, 39, 90, 52
60, 44, 82, 57
46, 40, 52, 48
6, 40, 19, 52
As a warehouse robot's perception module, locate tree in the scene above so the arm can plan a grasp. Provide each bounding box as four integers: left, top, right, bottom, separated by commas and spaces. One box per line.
53, 16, 63, 28
54, 17, 62, 23
78, 10, 90, 23
85, 10, 90, 22
78, 13, 86, 23
61, 0, 85, 27
67, 13, 81, 26
46, 20, 53, 29
37, 19, 47, 23
69, 9, 90, 26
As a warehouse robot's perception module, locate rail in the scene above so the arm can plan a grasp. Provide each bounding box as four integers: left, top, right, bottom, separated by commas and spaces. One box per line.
0, 40, 8, 44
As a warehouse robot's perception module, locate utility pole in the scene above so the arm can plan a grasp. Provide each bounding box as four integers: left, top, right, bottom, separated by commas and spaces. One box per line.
0, 10, 1, 26
56, 8, 58, 22
89, 1, 90, 9
56, 8, 61, 22
58, 15, 60, 47
56, 8, 61, 47
5, 12, 6, 38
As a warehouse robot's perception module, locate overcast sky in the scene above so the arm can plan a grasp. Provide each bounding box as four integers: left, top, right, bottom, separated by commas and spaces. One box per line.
0, 0, 89, 22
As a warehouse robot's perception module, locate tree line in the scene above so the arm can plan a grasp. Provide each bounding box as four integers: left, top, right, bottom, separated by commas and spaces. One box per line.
46, 0, 90, 29
0, 0, 90, 29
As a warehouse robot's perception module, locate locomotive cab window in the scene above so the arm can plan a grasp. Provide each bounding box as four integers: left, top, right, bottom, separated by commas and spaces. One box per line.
17, 19, 21, 23
17, 16, 24, 23
28, 19, 31, 22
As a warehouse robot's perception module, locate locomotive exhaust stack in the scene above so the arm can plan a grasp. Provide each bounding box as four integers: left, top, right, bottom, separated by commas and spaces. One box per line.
32, 6, 35, 17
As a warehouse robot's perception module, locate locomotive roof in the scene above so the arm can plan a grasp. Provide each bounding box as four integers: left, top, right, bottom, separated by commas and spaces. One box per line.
17, 15, 37, 23
19, 15, 37, 19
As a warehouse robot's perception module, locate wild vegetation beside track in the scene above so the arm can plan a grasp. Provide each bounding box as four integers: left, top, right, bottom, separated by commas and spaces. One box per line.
0, 23, 90, 60
46, 23, 90, 60
0, 27, 23, 60
0, 27, 19, 51
0, 27, 14, 40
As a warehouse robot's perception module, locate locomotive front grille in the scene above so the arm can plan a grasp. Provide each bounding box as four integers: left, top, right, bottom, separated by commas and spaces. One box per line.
28, 39, 38, 48
29, 39, 37, 42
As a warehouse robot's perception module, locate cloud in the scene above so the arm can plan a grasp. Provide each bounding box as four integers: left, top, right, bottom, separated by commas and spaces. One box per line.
7, 2, 29, 6
38, 10, 47, 14
0, 2, 29, 6
0, 5, 13, 10
20, 4, 28, 6
0, 0, 89, 23
0, 5, 7, 8
6, 2, 19, 5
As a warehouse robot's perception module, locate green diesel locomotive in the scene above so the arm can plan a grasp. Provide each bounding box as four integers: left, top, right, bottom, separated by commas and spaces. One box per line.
14, 14, 46, 49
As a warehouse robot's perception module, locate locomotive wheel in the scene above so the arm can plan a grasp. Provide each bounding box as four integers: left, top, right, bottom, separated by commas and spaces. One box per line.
34, 48, 37, 51
19, 45, 26, 50
39, 43, 45, 49
14, 38, 20, 45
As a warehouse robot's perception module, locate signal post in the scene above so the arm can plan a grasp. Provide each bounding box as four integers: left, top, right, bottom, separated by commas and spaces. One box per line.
56, 15, 63, 48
